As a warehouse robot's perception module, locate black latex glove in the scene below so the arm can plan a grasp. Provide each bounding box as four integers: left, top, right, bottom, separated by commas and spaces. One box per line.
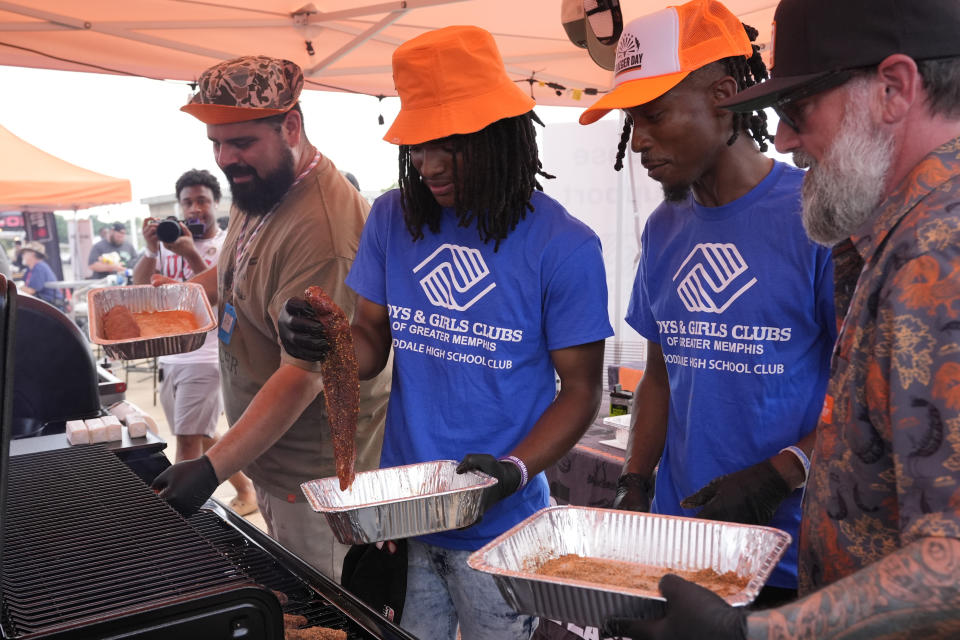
603, 574, 748, 640
277, 296, 331, 362
456, 453, 522, 517
680, 459, 791, 525
611, 472, 653, 511
151, 455, 220, 517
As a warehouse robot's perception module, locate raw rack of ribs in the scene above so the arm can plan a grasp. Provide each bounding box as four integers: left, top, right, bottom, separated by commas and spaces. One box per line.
102, 305, 141, 340
304, 286, 359, 491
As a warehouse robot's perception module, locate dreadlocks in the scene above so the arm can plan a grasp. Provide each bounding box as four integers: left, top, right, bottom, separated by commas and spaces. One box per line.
398, 112, 555, 251
614, 22, 772, 171
719, 24, 773, 150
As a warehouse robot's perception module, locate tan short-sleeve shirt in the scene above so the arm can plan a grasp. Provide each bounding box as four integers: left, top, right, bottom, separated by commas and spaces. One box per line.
218, 153, 390, 497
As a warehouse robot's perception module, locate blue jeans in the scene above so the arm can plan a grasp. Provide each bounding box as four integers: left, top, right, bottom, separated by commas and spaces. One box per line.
401, 539, 537, 640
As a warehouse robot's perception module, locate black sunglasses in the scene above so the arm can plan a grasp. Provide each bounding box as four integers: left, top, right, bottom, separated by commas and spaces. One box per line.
772, 69, 855, 133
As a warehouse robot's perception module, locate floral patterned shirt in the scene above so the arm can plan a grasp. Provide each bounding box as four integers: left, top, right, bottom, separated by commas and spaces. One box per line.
799, 138, 960, 593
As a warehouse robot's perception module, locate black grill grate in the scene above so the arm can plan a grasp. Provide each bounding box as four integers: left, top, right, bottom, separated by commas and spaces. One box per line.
187, 511, 363, 637
2, 446, 252, 636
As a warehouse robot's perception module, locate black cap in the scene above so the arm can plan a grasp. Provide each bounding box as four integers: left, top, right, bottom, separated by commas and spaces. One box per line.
720, 0, 960, 112
111, 222, 127, 232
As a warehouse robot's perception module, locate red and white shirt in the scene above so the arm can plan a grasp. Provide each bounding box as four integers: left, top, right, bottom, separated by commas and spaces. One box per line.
156, 228, 225, 367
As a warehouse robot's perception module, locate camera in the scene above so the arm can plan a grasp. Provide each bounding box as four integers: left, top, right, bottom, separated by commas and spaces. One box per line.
155, 217, 206, 243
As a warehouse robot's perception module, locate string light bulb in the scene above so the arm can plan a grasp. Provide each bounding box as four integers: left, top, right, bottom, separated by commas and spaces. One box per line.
516, 74, 605, 101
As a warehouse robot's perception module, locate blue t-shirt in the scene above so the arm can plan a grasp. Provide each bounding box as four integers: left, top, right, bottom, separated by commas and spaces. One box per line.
347, 189, 614, 550
626, 162, 835, 589
24, 260, 61, 305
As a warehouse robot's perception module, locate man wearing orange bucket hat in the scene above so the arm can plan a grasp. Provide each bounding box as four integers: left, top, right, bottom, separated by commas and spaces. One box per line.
279, 25, 614, 639
578, 0, 837, 608
151, 55, 390, 582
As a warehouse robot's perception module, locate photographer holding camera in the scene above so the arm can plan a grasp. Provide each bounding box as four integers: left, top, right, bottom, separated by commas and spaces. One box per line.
136, 170, 223, 286
133, 168, 258, 516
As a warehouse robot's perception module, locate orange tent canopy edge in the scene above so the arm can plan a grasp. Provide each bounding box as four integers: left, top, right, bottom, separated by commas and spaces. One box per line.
0, 123, 131, 211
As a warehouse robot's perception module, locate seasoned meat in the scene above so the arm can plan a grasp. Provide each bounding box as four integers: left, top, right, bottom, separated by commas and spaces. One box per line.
283, 613, 308, 629
102, 305, 140, 340
535, 554, 749, 598
132, 310, 199, 336
272, 590, 290, 606
285, 626, 347, 640
304, 286, 359, 491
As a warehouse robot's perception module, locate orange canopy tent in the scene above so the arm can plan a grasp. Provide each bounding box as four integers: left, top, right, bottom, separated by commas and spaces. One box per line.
0, 124, 131, 212
0, 123, 131, 281
0, 1, 775, 108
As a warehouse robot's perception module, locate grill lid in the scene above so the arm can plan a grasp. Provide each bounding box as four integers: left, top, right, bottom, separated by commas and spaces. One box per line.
2, 446, 253, 637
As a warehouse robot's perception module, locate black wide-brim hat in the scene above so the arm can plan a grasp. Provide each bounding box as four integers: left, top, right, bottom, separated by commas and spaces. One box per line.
720, 0, 960, 112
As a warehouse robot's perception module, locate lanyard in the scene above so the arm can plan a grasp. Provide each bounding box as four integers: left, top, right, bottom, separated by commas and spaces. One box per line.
233, 150, 322, 273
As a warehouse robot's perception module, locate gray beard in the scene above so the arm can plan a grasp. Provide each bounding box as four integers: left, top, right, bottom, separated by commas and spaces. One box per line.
795, 79, 894, 246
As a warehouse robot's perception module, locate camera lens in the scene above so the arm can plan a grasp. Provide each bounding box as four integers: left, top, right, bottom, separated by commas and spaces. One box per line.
156, 219, 183, 243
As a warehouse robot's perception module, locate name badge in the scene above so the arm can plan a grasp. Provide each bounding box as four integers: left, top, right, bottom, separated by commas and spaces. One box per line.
219, 302, 238, 344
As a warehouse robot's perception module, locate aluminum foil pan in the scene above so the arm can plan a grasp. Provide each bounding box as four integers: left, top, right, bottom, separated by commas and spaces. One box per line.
301, 460, 498, 545
467, 506, 791, 628
87, 284, 216, 359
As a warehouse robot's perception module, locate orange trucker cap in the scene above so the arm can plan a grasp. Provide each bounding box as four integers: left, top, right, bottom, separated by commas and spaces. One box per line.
580, 0, 751, 125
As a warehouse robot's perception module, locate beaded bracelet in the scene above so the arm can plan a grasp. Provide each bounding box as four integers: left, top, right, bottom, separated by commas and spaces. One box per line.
779, 445, 811, 488
499, 455, 529, 490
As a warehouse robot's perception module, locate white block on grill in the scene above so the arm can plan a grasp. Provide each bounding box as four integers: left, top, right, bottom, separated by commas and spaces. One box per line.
118, 401, 159, 435
84, 418, 108, 443
125, 413, 148, 438
141, 413, 158, 435
65, 420, 90, 445
108, 400, 136, 422
102, 415, 123, 441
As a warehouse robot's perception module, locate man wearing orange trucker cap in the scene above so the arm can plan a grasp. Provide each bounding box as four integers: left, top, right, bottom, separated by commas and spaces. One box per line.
150, 56, 390, 582
278, 25, 614, 639
578, 0, 836, 607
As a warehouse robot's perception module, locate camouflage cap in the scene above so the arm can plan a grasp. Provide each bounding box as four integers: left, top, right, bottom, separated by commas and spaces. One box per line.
181, 56, 304, 125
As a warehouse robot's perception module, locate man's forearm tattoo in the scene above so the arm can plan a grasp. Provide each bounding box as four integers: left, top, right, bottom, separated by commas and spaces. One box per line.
749, 537, 960, 640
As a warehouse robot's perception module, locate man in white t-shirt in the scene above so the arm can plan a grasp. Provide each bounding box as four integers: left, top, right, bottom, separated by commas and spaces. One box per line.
133, 168, 257, 515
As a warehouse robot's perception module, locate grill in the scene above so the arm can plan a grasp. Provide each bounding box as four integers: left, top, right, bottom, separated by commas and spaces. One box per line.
1, 445, 415, 639
188, 512, 359, 635
2, 446, 280, 639
185, 502, 415, 640
0, 280, 415, 640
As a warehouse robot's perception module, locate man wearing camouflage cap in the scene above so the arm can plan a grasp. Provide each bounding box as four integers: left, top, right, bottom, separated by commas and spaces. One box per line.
151, 56, 390, 582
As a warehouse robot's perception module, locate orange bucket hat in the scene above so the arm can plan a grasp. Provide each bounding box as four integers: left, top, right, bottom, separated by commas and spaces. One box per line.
580, 0, 751, 125
181, 56, 303, 125
384, 26, 535, 146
